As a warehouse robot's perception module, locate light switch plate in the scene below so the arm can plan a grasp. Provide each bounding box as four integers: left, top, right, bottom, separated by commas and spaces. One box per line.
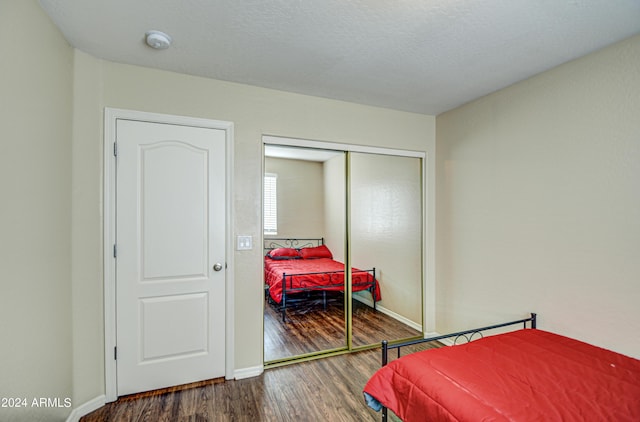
237, 235, 253, 250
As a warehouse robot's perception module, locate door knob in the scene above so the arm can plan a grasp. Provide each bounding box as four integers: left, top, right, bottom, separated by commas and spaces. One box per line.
213, 263, 223, 272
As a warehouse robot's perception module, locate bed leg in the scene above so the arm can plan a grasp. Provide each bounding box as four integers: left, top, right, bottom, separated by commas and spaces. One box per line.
382, 406, 388, 422
282, 293, 286, 322
382, 340, 389, 366
282, 275, 287, 322
372, 268, 377, 311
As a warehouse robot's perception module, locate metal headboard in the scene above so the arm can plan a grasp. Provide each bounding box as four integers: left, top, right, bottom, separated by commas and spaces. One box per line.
263, 237, 324, 252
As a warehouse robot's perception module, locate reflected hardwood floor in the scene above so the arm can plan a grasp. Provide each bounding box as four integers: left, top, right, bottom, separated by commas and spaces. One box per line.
81, 342, 441, 422
265, 291, 422, 361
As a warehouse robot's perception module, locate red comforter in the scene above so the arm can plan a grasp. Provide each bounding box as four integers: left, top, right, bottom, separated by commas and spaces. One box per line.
264, 257, 381, 304
364, 329, 640, 421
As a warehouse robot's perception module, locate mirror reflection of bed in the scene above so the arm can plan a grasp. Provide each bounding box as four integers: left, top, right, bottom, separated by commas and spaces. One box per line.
264, 143, 424, 363
264, 239, 421, 361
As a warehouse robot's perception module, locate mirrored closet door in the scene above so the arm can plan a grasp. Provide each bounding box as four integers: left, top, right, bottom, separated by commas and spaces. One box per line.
263, 145, 347, 362
263, 139, 424, 365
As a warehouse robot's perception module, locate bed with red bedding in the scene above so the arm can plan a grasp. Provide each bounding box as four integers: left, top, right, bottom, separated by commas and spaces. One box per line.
363, 314, 640, 421
264, 238, 380, 321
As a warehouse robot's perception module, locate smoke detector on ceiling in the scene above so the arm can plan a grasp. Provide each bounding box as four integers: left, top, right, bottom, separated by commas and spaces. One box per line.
145, 30, 172, 50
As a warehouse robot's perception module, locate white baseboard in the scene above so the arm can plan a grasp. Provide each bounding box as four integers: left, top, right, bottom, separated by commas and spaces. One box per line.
436, 335, 455, 346
234, 365, 263, 380
66, 395, 106, 422
418, 331, 454, 346
353, 295, 423, 332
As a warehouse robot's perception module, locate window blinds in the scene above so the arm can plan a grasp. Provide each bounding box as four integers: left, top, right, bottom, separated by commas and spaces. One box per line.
264, 173, 277, 234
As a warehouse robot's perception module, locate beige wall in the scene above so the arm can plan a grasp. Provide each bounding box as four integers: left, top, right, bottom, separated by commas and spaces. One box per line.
71, 50, 105, 407
436, 34, 640, 358
0, 1, 73, 421
264, 157, 325, 239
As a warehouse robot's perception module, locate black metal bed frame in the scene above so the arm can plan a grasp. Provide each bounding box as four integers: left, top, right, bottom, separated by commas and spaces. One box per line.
264, 237, 378, 322
378, 313, 537, 422
264, 237, 325, 251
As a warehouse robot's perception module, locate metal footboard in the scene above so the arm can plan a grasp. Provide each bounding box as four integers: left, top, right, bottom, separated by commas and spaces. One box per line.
280, 267, 377, 322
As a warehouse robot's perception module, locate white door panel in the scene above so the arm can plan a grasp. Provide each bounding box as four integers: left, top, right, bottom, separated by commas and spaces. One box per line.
140, 293, 209, 361
141, 142, 208, 280
116, 119, 226, 396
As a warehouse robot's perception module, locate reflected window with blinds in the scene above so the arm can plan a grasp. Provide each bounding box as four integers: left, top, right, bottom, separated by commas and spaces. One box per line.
264, 173, 278, 235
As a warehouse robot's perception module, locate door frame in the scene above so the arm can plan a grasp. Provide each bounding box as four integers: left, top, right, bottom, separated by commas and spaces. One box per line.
104, 108, 235, 402
262, 135, 435, 359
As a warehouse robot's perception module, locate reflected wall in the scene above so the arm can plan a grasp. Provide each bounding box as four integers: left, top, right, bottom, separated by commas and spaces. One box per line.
350, 153, 423, 347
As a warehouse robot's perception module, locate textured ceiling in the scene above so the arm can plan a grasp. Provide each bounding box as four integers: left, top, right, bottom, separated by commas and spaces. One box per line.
39, 0, 640, 115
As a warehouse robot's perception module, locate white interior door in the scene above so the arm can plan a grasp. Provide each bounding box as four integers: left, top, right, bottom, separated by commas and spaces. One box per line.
115, 119, 226, 396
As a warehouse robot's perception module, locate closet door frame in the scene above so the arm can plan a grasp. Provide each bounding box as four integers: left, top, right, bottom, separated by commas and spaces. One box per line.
262, 135, 433, 360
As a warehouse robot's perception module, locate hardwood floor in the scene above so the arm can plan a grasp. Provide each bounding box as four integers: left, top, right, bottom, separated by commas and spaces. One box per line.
81, 342, 440, 422
264, 291, 422, 361
82, 294, 435, 421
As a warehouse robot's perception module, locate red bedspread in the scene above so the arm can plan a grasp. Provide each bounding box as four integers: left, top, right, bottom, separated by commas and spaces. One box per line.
364, 329, 640, 421
264, 257, 381, 304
